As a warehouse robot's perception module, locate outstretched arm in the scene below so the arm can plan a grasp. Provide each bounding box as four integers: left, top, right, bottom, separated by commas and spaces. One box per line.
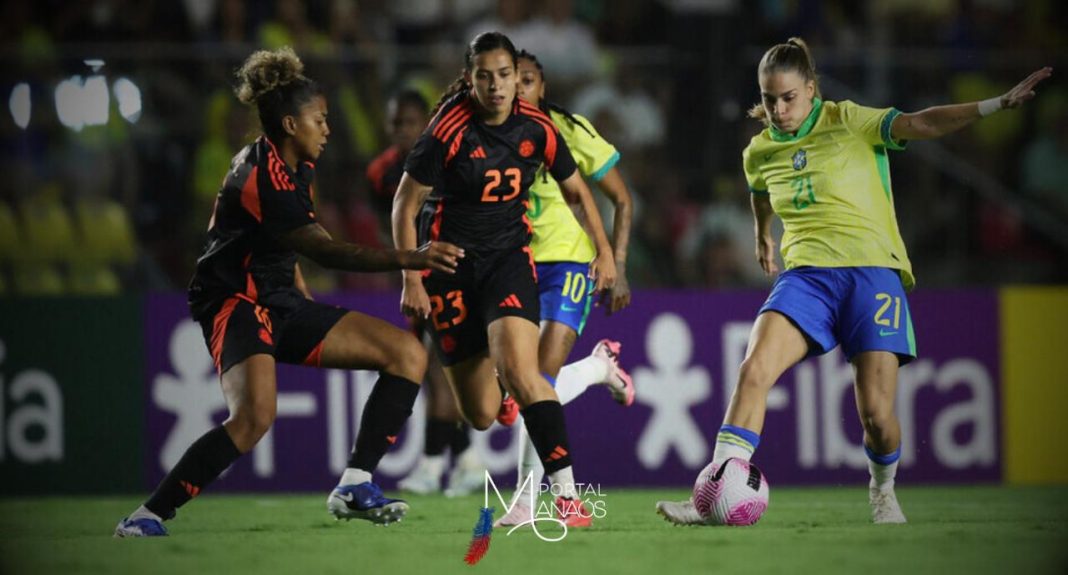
594, 166, 633, 314
752, 192, 779, 277
891, 67, 1052, 141
560, 170, 617, 295
281, 221, 461, 274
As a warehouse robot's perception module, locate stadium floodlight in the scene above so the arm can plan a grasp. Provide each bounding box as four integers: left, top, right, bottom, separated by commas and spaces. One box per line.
55, 74, 110, 131
9, 83, 30, 129
113, 77, 142, 123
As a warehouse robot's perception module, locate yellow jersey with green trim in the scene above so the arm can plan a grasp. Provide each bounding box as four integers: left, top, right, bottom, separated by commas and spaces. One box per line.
742, 98, 915, 290
527, 109, 620, 263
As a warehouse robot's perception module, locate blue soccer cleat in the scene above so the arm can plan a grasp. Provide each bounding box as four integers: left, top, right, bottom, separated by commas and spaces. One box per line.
114, 516, 168, 537
327, 482, 409, 525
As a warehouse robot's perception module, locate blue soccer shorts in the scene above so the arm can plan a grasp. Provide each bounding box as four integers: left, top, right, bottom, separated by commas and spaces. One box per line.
759, 266, 917, 364
536, 261, 595, 335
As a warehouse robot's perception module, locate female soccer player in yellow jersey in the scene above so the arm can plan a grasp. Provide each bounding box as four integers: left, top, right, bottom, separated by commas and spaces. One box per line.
494, 50, 636, 529
657, 38, 1051, 526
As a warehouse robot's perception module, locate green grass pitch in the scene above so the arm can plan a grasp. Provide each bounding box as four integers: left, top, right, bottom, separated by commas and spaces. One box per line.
2, 486, 1065, 575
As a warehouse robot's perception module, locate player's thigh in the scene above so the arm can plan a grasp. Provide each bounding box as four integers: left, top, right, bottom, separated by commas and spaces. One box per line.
441, 352, 500, 429
743, 310, 810, 385
489, 314, 546, 389
318, 311, 426, 378
538, 320, 578, 378
273, 300, 425, 379
851, 350, 900, 417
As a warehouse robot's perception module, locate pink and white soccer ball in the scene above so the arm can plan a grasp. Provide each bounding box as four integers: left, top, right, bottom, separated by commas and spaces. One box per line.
692, 458, 770, 526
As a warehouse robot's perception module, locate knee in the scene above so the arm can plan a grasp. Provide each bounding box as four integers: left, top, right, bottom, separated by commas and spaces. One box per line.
228, 404, 276, 451
858, 404, 895, 433
499, 368, 544, 406
466, 410, 496, 431
736, 357, 775, 394
387, 333, 428, 382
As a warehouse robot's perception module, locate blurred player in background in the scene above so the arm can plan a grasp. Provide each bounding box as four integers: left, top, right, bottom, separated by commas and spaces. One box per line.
115, 47, 463, 537
657, 37, 1051, 526
494, 49, 635, 529
368, 89, 485, 497
392, 31, 617, 523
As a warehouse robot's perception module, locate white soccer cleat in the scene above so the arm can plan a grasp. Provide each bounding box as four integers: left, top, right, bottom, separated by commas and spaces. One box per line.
655, 498, 710, 526
592, 339, 635, 407
397, 456, 445, 495
869, 487, 907, 524
494, 501, 533, 528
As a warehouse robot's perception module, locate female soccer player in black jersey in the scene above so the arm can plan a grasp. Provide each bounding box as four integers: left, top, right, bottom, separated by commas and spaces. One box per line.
393, 32, 616, 518
115, 47, 463, 537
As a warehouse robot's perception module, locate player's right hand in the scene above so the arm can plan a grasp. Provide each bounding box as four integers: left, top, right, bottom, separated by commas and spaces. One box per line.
410, 241, 464, 273
401, 275, 431, 319
1001, 66, 1052, 109
756, 236, 779, 277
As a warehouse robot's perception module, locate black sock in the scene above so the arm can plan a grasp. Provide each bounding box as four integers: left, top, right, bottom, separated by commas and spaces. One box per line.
520, 400, 573, 475
450, 423, 471, 456
348, 372, 420, 471
425, 417, 455, 457
144, 426, 242, 520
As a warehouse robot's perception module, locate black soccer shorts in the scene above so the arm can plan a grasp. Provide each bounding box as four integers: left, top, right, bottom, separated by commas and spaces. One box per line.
197, 295, 347, 374
422, 247, 540, 366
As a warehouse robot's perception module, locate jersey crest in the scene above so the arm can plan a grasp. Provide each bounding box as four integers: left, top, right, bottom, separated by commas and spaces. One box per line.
792, 149, 807, 170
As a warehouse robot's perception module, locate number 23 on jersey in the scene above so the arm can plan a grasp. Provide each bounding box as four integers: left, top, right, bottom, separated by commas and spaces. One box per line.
481, 168, 521, 202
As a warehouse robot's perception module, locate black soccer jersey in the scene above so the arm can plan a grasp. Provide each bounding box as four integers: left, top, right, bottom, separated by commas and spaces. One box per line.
188, 136, 317, 319
404, 92, 578, 254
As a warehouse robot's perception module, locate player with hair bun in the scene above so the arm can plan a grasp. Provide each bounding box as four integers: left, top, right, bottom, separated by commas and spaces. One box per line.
657, 37, 1051, 526
115, 47, 463, 537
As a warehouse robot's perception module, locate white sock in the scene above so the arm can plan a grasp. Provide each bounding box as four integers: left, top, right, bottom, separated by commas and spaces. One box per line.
128, 505, 162, 523
514, 428, 543, 504
548, 466, 577, 500
339, 467, 373, 486
868, 459, 899, 491
711, 442, 754, 469
555, 355, 609, 405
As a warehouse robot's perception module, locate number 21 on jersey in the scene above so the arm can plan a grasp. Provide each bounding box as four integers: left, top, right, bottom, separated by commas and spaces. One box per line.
482, 168, 521, 202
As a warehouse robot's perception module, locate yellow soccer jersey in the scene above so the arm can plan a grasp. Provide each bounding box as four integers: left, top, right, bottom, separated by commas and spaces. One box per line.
742, 98, 916, 290
527, 109, 620, 263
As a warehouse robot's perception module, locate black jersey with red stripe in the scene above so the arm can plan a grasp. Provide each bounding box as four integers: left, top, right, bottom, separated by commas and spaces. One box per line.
404, 92, 578, 254
188, 136, 317, 319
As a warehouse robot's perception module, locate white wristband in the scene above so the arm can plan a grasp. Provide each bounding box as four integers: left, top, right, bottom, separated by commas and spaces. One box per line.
977, 97, 1003, 117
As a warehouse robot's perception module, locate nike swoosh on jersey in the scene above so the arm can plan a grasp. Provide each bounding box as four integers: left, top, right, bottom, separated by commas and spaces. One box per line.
879, 329, 898, 337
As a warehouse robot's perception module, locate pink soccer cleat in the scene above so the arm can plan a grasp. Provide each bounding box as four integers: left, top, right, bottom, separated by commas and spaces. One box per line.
494, 501, 533, 528
592, 339, 635, 407
496, 395, 519, 427
554, 497, 593, 528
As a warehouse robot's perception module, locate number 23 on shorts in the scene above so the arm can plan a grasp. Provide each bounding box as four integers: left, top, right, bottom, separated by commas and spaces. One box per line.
429, 290, 467, 331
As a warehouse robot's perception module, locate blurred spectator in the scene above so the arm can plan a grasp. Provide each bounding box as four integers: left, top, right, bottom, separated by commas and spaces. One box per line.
1021, 93, 1068, 219
465, 0, 531, 41
509, 0, 600, 86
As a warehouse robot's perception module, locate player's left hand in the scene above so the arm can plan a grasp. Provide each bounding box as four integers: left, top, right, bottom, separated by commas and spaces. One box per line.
1001, 67, 1053, 109
589, 252, 617, 297
602, 272, 631, 315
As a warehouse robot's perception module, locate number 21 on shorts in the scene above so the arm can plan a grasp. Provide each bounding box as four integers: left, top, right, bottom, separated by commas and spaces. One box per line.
873, 293, 901, 332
